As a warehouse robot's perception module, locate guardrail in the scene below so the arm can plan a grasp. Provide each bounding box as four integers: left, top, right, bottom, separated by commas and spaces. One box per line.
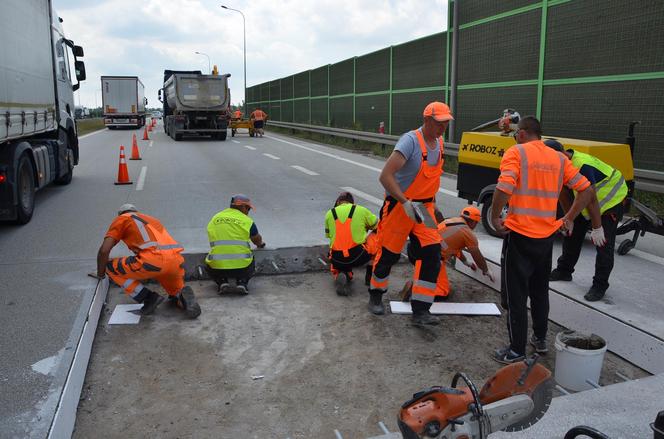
268, 120, 663, 194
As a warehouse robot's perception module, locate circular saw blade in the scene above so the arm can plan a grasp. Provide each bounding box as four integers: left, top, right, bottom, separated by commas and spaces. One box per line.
503, 378, 554, 431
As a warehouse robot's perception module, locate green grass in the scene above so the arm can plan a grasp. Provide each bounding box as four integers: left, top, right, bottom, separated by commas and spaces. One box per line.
76, 118, 105, 136
266, 126, 662, 214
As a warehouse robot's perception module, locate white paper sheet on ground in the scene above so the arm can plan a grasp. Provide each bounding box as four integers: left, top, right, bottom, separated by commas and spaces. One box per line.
389, 301, 501, 316
108, 304, 143, 324
454, 257, 501, 291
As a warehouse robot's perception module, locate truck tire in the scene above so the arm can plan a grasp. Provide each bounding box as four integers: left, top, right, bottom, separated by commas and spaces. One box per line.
217, 131, 227, 141
481, 193, 507, 238
15, 154, 36, 224
174, 132, 182, 141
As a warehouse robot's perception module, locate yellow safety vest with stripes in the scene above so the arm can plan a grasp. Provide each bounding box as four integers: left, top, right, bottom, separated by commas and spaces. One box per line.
205, 208, 254, 269
571, 151, 627, 219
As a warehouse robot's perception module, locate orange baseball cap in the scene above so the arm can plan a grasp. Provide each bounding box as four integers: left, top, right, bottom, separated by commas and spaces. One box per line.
231, 194, 254, 209
423, 102, 454, 121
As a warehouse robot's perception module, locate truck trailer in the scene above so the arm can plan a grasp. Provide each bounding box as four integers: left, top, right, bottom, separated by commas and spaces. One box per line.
159, 70, 231, 141
0, 0, 86, 224
101, 76, 147, 129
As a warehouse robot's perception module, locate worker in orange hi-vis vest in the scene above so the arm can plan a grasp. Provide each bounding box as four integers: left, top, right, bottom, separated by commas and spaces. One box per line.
402, 206, 495, 301
233, 109, 243, 119
250, 108, 268, 137
90, 204, 201, 319
370, 101, 452, 326
490, 116, 594, 364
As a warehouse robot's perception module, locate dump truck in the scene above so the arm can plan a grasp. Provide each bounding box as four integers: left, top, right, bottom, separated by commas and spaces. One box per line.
159, 69, 231, 141
101, 76, 147, 129
0, 0, 86, 224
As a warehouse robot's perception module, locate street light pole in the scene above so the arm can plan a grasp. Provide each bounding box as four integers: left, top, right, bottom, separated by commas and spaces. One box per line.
221, 5, 246, 117
195, 51, 211, 73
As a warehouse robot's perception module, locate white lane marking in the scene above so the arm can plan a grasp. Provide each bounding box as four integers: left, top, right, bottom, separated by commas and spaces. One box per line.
149, 140, 153, 148
263, 153, 280, 160
268, 134, 458, 199
340, 186, 383, 206
630, 248, 664, 267
291, 165, 319, 176
78, 129, 105, 140
232, 140, 240, 144
136, 166, 147, 191
244, 145, 256, 150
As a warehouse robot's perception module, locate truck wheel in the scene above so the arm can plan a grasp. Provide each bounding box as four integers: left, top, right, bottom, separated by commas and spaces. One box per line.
15, 154, 36, 224
481, 194, 507, 238
55, 129, 74, 185
218, 131, 227, 141
174, 133, 182, 141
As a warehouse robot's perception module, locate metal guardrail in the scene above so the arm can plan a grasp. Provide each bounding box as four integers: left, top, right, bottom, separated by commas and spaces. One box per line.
268, 120, 663, 194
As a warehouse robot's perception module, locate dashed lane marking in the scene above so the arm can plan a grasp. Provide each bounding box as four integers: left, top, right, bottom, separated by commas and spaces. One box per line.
243, 145, 256, 150
263, 153, 280, 160
291, 165, 319, 176
340, 186, 383, 206
136, 166, 147, 191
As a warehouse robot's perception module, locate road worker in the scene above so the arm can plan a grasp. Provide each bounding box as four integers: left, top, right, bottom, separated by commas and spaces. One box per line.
204, 194, 265, 294
369, 101, 452, 326
233, 109, 243, 119
250, 108, 268, 137
91, 204, 201, 318
491, 116, 594, 363
325, 191, 378, 296
402, 206, 495, 300
544, 139, 627, 302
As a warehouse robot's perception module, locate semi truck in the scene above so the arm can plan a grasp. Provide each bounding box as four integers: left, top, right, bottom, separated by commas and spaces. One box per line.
101, 76, 147, 129
159, 69, 231, 141
0, 0, 86, 224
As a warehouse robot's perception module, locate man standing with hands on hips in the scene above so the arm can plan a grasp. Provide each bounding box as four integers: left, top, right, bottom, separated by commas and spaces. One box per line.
369, 101, 452, 326
491, 116, 594, 363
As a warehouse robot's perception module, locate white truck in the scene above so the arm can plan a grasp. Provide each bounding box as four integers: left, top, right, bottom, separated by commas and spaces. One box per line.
0, 0, 86, 224
101, 76, 147, 129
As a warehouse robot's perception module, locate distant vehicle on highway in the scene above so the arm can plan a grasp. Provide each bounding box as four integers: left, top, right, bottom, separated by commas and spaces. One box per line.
75, 106, 90, 119
101, 76, 147, 129
159, 69, 231, 141
0, 0, 86, 224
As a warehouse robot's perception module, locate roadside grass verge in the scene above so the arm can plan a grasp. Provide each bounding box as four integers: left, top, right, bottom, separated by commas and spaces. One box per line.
76, 118, 105, 136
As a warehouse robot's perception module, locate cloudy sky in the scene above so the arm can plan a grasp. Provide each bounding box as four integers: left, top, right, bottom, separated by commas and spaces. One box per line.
54, 0, 448, 108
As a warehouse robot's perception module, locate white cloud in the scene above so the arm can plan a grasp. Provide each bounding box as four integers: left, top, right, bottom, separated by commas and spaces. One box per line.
55, 0, 448, 108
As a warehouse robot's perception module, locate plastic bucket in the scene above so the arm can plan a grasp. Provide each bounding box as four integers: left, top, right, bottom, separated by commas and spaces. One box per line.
554, 330, 607, 392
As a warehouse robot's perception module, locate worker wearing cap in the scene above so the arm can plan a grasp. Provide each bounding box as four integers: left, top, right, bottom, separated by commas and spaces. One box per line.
369, 101, 452, 326
325, 191, 378, 296
205, 194, 265, 294
233, 109, 243, 120
491, 116, 594, 363
250, 108, 268, 137
544, 139, 627, 302
402, 206, 495, 300
91, 204, 201, 318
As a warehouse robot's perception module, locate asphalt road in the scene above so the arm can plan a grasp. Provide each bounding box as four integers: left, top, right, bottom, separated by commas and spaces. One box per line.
1, 123, 662, 438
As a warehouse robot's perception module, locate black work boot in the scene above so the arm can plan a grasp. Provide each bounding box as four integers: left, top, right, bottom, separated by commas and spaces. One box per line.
364, 265, 373, 286
411, 300, 439, 327
139, 289, 164, 315
368, 289, 385, 315
335, 272, 348, 296
177, 286, 202, 319
550, 268, 572, 281
584, 286, 606, 302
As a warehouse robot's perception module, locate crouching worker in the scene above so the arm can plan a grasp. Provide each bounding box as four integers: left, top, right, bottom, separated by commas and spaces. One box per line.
403, 206, 495, 301
325, 191, 378, 296
91, 204, 201, 318
205, 194, 265, 294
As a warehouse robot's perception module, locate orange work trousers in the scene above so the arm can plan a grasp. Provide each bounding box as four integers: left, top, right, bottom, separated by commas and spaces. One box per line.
106, 250, 185, 299
436, 262, 450, 296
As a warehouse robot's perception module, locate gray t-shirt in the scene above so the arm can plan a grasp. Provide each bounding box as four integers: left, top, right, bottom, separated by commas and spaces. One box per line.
389, 128, 441, 196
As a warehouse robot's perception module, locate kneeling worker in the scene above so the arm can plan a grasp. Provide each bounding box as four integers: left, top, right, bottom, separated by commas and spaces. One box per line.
205, 194, 265, 294
403, 206, 495, 300
92, 204, 201, 318
325, 191, 378, 295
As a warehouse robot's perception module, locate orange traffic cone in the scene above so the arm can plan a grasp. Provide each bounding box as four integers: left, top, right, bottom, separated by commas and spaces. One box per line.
114, 145, 133, 185
130, 134, 142, 160
142, 126, 149, 140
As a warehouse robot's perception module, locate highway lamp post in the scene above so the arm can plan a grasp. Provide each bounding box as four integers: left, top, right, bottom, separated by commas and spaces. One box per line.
195, 51, 211, 73
221, 5, 246, 117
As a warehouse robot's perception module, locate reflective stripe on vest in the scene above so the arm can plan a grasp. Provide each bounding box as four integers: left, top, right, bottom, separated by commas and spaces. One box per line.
571, 151, 627, 218
125, 213, 183, 252
513, 144, 564, 199
206, 207, 254, 269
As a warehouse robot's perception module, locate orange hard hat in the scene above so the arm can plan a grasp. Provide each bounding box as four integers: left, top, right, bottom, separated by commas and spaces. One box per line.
461, 206, 481, 223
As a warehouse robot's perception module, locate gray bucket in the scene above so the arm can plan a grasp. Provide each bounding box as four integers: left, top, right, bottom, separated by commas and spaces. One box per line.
554, 330, 607, 391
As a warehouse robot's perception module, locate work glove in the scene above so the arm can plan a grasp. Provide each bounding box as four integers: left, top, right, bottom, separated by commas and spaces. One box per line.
462, 259, 477, 271
560, 218, 574, 237
590, 227, 607, 247
483, 267, 496, 283
402, 200, 422, 224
